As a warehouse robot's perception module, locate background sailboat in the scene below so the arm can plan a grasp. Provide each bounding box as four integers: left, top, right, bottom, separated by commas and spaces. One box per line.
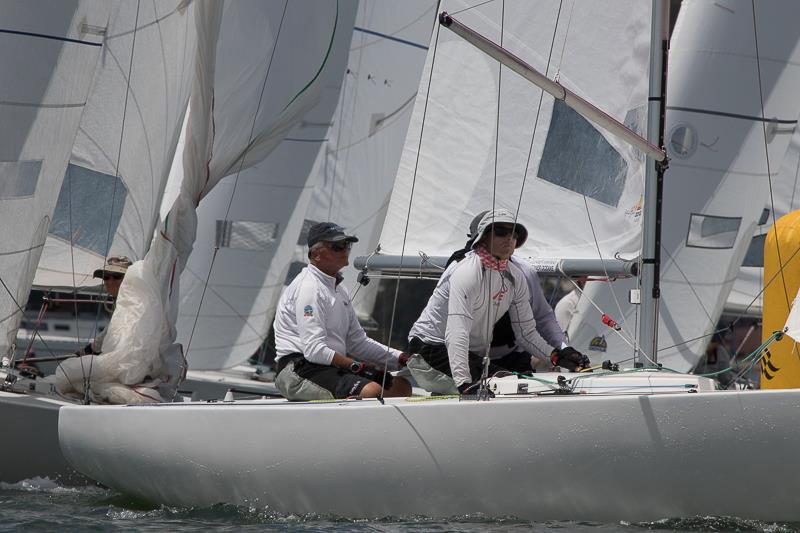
568, 0, 800, 372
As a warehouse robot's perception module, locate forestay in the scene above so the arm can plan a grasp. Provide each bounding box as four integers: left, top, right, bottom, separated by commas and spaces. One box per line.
380, 0, 651, 265
0, 1, 111, 355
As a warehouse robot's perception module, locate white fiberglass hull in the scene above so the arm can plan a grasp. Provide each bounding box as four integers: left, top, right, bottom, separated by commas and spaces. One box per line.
59, 386, 800, 521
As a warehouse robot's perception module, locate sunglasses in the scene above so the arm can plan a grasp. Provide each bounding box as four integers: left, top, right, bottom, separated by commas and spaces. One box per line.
327, 241, 352, 252
102, 273, 124, 281
489, 224, 519, 239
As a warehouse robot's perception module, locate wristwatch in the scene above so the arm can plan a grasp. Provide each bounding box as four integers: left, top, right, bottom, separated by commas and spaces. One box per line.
349, 360, 362, 373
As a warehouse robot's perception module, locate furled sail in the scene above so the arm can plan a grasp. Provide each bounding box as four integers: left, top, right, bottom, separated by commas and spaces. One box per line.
0, 0, 112, 355
54, 0, 359, 402
33, 1, 197, 291
379, 0, 651, 267
569, 1, 800, 371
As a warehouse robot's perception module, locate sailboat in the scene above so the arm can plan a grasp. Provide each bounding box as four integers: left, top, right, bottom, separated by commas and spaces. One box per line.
55, 0, 800, 522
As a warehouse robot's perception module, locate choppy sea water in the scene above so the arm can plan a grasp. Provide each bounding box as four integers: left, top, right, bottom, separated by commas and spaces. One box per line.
1, 478, 797, 533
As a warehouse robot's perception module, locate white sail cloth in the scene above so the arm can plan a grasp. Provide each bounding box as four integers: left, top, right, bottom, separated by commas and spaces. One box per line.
380, 0, 651, 263
54, 0, 359, 402
176, 1, 435, 371
175, 0, 360, 371
300, 1, 438, 322
0, 1, 111, 355
33, 1, 196, 291
569, 1, 800, 371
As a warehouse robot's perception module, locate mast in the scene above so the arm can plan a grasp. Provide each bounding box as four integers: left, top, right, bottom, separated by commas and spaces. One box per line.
637, 0, 670, 367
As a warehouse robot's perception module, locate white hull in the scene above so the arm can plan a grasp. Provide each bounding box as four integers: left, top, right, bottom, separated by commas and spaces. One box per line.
59, 380, 800, 521
0, 392, 85, 484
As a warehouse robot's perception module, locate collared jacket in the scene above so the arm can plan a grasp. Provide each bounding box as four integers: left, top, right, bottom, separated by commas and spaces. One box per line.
274, 264, 401, 368
409, 251, 550, 386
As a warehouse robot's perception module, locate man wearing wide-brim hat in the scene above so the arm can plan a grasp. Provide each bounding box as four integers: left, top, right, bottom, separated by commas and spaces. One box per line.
408, 208, 590, 395
75, 255, 132, 356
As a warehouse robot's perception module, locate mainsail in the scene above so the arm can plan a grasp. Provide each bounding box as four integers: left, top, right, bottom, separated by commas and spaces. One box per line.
0, 0, 112, 355
380, 0, 651, 267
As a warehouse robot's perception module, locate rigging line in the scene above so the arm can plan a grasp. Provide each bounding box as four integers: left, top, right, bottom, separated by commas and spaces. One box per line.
329, 92, 417, 154
83, 0, 142, 403
513, 0, 563, 222
717, 242, 800, 338
380, 13, 444, 401
752, 1, 790, 315
483, 0, 506, 373
554, 0, 576, 80
185, 0, 291, 359
580, 192, 642, 358
449, 0, 498, 17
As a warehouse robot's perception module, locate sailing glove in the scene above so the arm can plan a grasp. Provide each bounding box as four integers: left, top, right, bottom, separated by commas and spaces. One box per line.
349, 361, 394, 389
551, 346, 590, 372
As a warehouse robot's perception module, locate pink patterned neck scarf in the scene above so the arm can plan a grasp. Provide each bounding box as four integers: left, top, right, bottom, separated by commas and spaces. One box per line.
474, 244, 508, 272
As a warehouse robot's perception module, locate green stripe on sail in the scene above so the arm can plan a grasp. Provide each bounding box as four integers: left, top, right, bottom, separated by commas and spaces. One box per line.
281, 0, 339, 112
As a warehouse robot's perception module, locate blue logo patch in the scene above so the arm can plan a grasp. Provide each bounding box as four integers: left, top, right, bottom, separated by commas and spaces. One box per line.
303, 305, 313, 317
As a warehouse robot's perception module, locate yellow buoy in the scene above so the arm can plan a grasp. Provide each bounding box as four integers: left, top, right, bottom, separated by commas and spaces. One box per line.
762, 210, 800, 388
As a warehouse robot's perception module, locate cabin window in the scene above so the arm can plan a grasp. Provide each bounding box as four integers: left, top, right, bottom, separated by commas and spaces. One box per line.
53, 324, 70, 332
686, 213, 741, 249
537, 100, 628, 208
49, 164, 127, 256
742, 234, 766, 267
0, 160, 41, 199
215, 220, 277, 250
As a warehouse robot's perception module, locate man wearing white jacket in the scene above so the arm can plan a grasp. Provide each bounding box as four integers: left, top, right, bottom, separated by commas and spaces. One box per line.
274, 222, 411, 401
408, 209, 589, 394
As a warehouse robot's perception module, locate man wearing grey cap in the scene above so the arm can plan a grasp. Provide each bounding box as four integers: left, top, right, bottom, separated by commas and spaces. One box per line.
408, 208, 589, 395
273, 222, 411, 401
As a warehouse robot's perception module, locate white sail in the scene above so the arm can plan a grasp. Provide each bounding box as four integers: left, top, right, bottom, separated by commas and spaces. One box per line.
380, 0, 650, 267
33, 1, 197, 291
54, 0, 359, 401
569, 1, 800, 370
299, 0, 438, 322
0, 1, 112, 354
727, 126, 800, 316
176, 1, 435, 370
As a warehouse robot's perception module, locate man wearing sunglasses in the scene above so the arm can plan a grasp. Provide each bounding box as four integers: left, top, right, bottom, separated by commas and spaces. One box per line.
408, 208, 589, 395
75, 255, 132, 356
273, 222, 412, 401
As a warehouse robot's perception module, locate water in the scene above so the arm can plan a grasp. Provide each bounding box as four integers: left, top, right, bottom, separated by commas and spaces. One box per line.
1, 479, 798, 533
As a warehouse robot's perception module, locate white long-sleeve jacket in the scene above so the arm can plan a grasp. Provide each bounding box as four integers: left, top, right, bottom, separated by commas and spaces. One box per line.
409, 252, 545, 386
274, 264, 401, 368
